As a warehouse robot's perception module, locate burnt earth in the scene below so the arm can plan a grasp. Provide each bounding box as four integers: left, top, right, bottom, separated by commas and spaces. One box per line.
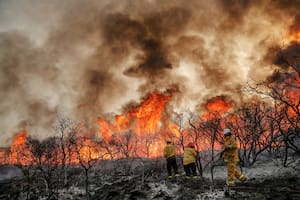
1, 173, 300, 200
0, 157, 300, 200
90, 174, 300, 200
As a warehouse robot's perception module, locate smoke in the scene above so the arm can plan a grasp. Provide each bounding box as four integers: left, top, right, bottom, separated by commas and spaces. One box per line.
0, 0, 299, 146
263, 13, 300, 83
274, 43, 300, 68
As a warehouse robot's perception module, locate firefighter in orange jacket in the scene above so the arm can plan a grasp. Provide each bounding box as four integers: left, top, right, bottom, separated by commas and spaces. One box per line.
220, 129, 247, 186
164, 138, 180, 178
183, 142, 197, 177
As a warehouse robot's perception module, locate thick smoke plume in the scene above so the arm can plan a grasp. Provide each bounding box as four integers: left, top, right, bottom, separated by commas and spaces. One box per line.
0, 0, 299, 146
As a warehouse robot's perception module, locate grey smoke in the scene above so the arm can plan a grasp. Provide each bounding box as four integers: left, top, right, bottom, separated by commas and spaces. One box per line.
0, 0, 299, 146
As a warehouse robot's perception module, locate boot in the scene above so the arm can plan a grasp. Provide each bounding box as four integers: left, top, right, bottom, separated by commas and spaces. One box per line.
239, 174, 247, 182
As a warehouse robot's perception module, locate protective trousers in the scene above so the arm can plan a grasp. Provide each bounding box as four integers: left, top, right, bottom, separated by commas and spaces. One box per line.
184, 162, 197, 176
227, 162, 243, 185
167, 156, 178, 176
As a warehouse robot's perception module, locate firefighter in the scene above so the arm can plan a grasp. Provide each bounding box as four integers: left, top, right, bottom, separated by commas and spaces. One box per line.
164, 138, 180, 178
183, 142, 197, 178
220, 128, 247, 186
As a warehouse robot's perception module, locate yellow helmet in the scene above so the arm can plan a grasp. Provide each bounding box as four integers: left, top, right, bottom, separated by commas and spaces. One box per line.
166, 138, 172, 143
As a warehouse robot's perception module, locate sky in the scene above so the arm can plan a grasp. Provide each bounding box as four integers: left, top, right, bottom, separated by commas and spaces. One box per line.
0, 0, 299, 146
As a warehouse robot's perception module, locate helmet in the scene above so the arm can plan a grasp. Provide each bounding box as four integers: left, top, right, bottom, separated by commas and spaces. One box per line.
223, 128, 231, 135
166, 138, 172, 143
187, 142, 194, 148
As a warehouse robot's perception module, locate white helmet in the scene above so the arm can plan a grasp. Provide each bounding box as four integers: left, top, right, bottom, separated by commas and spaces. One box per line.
223, 128, 231, 135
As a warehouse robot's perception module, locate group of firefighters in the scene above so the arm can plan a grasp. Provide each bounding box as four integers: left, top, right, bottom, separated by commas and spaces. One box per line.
164, 128, 247, 186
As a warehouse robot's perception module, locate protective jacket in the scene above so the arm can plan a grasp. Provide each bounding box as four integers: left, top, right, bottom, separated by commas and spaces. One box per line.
223, 136, 239, 163
164, 144, 176, 158
183, 147, 197, 165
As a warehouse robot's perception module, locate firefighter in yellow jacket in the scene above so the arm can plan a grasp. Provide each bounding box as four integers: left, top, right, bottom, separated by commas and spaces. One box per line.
183, 142, 197, 177
220, 129, 247, 186
164, 138, 179, 178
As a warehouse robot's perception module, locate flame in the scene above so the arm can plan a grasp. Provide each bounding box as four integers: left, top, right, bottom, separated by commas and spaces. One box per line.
288, 28, 300, 42
95, 90, 173, 158
129, 91, 172, 135
168, 123, 181, 137
202, 96, 232, 119
205, 96, 232, 113
3, 86, 298, 165
115, 114, 129, 131
79, 139, 100, 161
0, 150, 6, 164
9, 130, 31, 165
97, 91, 172, 138
284, 75, 300, 116
97, 118, 115, 141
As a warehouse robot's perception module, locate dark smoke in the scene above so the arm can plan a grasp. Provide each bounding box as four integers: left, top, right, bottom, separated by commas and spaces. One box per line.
102, 7, 191, 79
273, 0, 300, 14
273, 42, 300, 69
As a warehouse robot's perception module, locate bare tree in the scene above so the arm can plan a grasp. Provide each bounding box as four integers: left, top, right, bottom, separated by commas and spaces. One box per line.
10, 137, 38, 200
171, 112, 186, 153
115, 130, 138, 158
26, 136, 60, 199
199, 111, 223, 184
70, 135, 102, 200
99, 139, 119, 160
246, 44, 300, 164
54, 117, 80, 187
139, 132, 158, 158
187, 110, 203, 177
226, 101, 275, 166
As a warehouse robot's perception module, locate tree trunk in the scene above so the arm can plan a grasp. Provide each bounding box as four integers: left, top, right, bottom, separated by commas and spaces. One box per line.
85, 169, 90, 200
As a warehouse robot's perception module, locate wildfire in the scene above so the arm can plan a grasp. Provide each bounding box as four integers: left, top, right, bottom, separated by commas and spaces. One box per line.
129, 91, 172, 135
2, 86, 297, 165
0, 90, 177, 165
284, 75, 300, 116
0, 150, 6, 163
95, 90, 175, 158
79, 139, 100, 161
97, 90, 172, 140
288, 29, 300, 42
168, 123, 181, 138
202, 96, 232, 119
9, 130, 31, 165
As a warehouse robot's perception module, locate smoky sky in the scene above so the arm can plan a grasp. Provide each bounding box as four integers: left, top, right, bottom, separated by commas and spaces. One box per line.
0, 0, 299, 146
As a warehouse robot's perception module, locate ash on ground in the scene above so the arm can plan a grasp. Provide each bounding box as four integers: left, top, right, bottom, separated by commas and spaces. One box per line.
1, 157, 300, 200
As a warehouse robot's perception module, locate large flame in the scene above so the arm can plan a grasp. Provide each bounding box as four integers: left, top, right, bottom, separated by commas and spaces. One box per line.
167, 123, 181, 138
1, 84, 298, 165
129, 91, 172, 135
96, 90, 173, 158
97, 91, 172, 139
202, 96, 232, 119
9, 130, 31, 165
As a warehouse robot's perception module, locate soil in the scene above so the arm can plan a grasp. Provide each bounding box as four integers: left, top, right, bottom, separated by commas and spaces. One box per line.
89, 175, 300, 200
1, 158, 300, 200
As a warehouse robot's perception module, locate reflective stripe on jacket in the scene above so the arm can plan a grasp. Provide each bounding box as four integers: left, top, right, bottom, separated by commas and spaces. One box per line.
183, 147, 197, 165
164, 144, 176, 158
223, 136, 239, 163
